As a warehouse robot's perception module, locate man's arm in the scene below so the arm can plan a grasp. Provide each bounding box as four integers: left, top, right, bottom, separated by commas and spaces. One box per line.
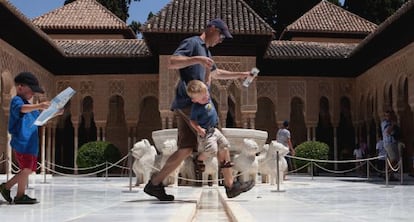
287, 138, 295, 156
211, 68, 250, 80
168, 55, 214, 70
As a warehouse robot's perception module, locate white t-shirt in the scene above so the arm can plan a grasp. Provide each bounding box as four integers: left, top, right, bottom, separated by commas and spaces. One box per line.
353, 148, 364, 159
276, 128, 290, 147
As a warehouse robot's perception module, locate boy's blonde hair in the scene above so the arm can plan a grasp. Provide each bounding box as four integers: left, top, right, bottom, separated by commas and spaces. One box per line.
186, 80, 208, 99
187, 80, 208, 98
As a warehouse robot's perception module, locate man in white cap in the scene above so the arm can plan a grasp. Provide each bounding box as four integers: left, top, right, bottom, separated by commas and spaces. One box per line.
144, 18, 255, 201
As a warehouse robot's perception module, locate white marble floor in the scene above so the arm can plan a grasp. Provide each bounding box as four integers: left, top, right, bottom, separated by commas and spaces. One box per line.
1, 175, 414, 222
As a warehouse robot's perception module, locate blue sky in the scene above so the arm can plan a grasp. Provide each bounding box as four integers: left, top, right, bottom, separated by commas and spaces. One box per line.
8, 0, 170, 24
9, 0, 345, 25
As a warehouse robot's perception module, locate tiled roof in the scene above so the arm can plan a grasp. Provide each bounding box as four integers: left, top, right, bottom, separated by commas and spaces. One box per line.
283, 0, 377, 36
350, 0, 414, 57
1, 0, 65, 55
54, 39, 151, 57
142, 0, 274, 35
265, 41, 357, 59
32, 0, 130, 31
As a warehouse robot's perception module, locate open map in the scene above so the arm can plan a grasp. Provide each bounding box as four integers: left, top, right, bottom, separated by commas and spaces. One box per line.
34, 87, 76, 126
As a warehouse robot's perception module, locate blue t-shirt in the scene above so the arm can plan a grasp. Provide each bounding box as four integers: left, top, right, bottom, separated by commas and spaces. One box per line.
190, 99, 218, 130
8, 96, 40, 156
171, 36, 216, 110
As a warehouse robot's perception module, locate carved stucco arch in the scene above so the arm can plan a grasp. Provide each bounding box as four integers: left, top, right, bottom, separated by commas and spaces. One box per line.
383, 82, 393, 112
396, 75, 408, 111
257, 81, 278, 118
1, 70, 14, 109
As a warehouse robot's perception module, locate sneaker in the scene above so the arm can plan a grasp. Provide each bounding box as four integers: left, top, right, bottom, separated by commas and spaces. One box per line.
0, 183, 12, 203
14, 194, 37, 204
225, 180, 255, 198
143, 181, 174, 201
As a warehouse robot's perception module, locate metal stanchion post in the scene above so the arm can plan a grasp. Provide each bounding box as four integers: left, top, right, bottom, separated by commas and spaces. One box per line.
43, 169, 47, 184
382, 158, 393, 188
123, 150, 138, 193
104, 162, 109, 181
400, 157, 403, 185
6, 156, 9, 181
366, 159, 370, 180
271, 151, 285, 193
399, 144, 403, 185
311, 161, 314, 180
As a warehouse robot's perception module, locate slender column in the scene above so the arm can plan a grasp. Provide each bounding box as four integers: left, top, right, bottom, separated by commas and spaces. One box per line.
74, 126, 79, 174
366, 123, 371, 152
7, 133, 12, 176
41, 126, 46, 175
312, 127, 316, 141
52, 126, 56, 171
99, 127, 103, 141
334, 127, 338, 170
249, 116, 255, 129
128, 127, 132, 150
307, 127, 311, 141
102, 127, 106, 141
47, 126, 52, 170
133, 127, 137, 145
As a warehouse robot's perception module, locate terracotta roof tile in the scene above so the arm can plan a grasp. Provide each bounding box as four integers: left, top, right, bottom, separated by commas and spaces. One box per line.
283, 0, 377, 36
143, 0, 274, 35
32, 0, 129, 30
55, 39, 151, 57
265, 41, 357, 59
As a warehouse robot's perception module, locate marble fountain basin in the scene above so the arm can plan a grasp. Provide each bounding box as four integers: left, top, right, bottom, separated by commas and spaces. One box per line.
152, 128, 268, 153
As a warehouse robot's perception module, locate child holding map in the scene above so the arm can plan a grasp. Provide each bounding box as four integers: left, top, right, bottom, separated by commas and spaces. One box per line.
0, 72, 64, 204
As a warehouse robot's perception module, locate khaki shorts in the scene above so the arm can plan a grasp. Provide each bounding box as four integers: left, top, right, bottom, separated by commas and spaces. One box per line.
176, 107, 198, 151
197, 128, 230, 157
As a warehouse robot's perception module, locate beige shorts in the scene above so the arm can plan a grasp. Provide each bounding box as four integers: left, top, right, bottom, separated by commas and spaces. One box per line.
197, 128, 230, 157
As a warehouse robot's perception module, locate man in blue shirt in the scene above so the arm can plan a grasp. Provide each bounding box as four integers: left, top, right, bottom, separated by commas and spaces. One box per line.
381, 110, 399, 180
144, 18, 254, 201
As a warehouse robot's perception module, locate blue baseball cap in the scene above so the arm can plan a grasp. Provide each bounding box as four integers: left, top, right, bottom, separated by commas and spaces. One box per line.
14, 72, 45, 93
207, 18, 233, 39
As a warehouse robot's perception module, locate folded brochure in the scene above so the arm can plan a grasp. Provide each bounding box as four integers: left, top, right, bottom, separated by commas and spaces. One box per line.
34, 87, 76, 126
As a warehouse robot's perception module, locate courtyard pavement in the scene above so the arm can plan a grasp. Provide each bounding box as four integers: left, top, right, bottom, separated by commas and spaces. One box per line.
1, 174, 414, 222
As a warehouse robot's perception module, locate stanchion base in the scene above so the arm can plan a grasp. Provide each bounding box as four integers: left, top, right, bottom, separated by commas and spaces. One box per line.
122, 190, 139, 193
270, 189, 286, 193
380, 185, 395, 188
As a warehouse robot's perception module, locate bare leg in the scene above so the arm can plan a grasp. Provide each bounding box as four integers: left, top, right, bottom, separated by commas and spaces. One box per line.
217, 148, 233, 187
151, 148, 193, 185
197, 152, 208, 161
16, 169, 32, 198
5, 168, 32, 198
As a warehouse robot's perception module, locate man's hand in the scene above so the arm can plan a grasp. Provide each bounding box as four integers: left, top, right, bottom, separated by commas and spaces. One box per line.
195, 56, 214, 69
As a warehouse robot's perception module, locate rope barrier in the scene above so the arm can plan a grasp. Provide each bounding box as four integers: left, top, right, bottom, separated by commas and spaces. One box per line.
313, 161, 365, 174
1, 149, 402, 187
386, 159, 401, 172
46, 161, 107, 171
